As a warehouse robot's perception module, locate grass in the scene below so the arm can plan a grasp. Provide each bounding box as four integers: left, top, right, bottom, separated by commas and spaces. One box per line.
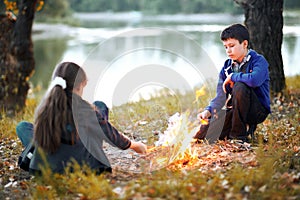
0, 77, 299, 199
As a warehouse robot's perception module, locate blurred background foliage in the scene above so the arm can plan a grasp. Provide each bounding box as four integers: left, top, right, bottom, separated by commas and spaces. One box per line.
1, 0, 300, 20
68, 0, 300, 14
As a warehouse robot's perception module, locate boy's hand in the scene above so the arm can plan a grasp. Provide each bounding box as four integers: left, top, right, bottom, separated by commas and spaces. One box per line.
130, 141, 147, 154
197, 110, 211, 120
223, 73, 234, 93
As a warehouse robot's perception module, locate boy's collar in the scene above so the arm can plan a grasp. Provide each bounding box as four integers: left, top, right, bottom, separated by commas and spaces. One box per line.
231, 50, 251, 72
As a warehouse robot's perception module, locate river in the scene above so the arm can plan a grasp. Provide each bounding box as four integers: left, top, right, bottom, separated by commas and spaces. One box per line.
31, 12, 300, 107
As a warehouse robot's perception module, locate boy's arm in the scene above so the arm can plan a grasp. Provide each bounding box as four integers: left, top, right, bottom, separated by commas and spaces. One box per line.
231, 56, 269, 87
205, 72, 227, 114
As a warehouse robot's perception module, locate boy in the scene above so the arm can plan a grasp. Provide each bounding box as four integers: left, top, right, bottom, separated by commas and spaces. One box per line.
195, 23, 271, 143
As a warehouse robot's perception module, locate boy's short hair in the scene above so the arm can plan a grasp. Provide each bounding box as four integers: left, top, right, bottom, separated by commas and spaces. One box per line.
221, 23, 250, 44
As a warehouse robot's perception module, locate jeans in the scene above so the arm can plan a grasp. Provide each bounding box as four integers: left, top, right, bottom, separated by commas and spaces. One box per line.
16, 121, 34, 147
93, 101, 109, 121
16, 101, 109, 147
220, 82, 269, 141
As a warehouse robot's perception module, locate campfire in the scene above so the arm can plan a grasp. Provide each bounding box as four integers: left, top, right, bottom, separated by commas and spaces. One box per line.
139, 112, 200, 172
136, 86, 255, 173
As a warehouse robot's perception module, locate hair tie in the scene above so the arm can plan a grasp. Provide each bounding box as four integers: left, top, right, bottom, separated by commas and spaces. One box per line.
50, 76, 67, 89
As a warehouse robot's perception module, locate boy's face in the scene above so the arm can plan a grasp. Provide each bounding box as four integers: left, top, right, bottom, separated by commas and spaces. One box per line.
222, 38, 248, 63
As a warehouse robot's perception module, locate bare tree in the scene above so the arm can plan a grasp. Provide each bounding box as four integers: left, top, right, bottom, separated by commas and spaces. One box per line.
0, 0, 37, 116
234, 0, 285, 93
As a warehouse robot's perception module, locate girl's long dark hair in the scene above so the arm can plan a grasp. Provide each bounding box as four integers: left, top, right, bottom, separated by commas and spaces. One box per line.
34, 62, 87, 153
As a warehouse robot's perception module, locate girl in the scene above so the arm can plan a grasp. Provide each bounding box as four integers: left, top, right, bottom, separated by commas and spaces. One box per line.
16, 62, 146, 174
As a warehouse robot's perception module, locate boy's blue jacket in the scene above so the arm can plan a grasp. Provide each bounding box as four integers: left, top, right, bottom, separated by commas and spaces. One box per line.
206, 49, 271, 114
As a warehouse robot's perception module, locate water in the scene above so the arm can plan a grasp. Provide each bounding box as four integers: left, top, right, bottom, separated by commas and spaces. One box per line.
31, 12, 300, 106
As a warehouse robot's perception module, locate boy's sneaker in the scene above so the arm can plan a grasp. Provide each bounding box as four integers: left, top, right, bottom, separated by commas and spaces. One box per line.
229, 139, 252, 151
247, 124, 257, 140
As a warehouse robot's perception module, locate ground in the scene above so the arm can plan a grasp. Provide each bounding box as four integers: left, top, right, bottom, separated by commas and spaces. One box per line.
0, 85, 299, 199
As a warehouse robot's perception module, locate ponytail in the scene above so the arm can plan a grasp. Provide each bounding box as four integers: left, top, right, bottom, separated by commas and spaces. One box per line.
34, 85, 68, 153
34, 62, 86, 153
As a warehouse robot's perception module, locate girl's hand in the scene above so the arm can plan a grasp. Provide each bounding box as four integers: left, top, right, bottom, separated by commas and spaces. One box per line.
130, 141, 147, 154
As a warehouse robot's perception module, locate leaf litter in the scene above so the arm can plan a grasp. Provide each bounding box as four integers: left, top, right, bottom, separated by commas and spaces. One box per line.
0, 85, 299, 199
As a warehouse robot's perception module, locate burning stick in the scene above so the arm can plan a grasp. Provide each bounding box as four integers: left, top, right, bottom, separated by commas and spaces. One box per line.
200, 118, 209, 125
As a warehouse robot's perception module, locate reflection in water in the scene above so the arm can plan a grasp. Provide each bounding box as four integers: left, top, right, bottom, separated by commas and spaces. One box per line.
282, 35, 300, 76
79, 29, 217, 107
31, 38, 68, 87
31, 13, 300, 96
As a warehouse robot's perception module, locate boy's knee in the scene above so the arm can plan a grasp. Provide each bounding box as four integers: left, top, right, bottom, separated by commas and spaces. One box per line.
233, 82, 249, 98
233, 82, 247, 91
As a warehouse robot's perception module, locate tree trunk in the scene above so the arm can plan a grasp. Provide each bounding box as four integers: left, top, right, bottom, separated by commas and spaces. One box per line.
234, 0, 286, 93
0, 0, 37, 116
0, 14, 17, 116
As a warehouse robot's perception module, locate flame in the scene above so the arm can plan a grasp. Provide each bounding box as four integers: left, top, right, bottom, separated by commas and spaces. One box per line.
142, 112, 199, 171
195, 86, 207, 102
170, 145, 199, 169
200, 118, 209, 125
